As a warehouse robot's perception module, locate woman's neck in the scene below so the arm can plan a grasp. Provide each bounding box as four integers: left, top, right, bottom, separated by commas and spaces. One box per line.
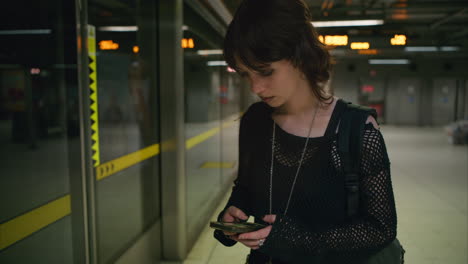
277, 87, 320, 118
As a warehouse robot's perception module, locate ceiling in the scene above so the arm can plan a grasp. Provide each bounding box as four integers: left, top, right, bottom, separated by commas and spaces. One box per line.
218, 0, 468, 58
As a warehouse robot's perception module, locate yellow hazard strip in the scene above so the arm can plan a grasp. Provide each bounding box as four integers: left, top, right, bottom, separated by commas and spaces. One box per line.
88, 24, 100, 167
186, 126, 221, 150
186, 119, 237, 150
200, 161, 235, 169
96, 143, 160, 181
95, 119, 238, 180
0, 116, 240, 250
0, 195, 71, 250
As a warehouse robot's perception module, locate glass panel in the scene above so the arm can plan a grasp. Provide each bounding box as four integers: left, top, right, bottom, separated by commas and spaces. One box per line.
0, 0, 78, 262
87, 0, 160, 262
221, 72, 242, 185
183, 5, 224, 237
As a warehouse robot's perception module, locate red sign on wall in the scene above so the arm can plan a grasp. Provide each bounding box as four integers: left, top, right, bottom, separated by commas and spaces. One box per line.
361, 85, 375, 93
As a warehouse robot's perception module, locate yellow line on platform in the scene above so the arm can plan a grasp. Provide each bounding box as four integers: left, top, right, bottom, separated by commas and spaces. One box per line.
186, 126, 221, 150
0, 195, 71, 250
200, 161, 235, 169
0, 117, 240, 250
186, 120, 237, 150
96, 143, 160, 181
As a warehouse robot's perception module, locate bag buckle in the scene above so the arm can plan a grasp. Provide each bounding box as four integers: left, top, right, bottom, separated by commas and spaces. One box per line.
345, 173, 359, 193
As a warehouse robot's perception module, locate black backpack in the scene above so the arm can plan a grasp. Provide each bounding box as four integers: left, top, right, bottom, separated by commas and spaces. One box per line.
337, 102, 405, 264
338, 102, 377, 219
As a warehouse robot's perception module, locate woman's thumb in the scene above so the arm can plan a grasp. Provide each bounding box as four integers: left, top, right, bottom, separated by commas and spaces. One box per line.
262, 214, 276, 224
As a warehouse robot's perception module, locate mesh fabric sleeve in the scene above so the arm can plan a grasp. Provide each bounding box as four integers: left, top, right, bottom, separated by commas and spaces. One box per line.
260, 125, 397, 258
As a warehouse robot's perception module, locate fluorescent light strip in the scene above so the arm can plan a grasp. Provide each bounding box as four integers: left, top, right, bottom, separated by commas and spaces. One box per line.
312, 19, 383, 28
98, 26, 138, 32
197, 49, 223, 55
405, 46, 461, 52
440, 46, 460, 52
0, 29, 52, 35
369, 59, 410, 65
405, 46, 438, 52
207, 61, 227, 66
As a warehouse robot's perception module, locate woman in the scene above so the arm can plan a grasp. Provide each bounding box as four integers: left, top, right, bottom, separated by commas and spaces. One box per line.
213, 0, 398, 263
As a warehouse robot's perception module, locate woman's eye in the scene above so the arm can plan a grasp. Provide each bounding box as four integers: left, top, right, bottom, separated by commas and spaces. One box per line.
259, 70, 273, 77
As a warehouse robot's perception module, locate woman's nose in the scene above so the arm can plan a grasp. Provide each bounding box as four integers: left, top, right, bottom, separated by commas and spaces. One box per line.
250, 78, 265, 94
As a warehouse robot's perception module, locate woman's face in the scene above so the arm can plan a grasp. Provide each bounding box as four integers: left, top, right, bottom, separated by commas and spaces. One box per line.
237, 59, 308, 108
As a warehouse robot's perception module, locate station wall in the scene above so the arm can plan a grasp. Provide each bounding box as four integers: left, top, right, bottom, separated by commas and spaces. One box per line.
331, 57, 468, 126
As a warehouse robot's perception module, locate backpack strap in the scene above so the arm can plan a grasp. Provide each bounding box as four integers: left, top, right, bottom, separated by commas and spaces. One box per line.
338, 101, 377, 219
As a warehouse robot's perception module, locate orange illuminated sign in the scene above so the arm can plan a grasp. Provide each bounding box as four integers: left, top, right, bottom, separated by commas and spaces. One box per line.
358, 49, 378, 55
318, 35, 348, 46
99, 40, 119, 50
182, 38, 195, 48
351, 42, 370, 50
391, 34, 406, 45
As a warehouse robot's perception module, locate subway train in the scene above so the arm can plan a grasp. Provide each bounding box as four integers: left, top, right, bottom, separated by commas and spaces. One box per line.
0, 0, 467, 263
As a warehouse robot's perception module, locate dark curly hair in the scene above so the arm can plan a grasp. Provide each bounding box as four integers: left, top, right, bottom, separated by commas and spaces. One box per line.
224, 0, 333, 102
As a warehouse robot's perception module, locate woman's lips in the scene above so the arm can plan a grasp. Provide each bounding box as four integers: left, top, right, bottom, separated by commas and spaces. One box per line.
261, 96, 274, 102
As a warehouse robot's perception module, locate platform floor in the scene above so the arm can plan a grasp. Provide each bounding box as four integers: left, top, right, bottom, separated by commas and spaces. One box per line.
184, 125, 468, 264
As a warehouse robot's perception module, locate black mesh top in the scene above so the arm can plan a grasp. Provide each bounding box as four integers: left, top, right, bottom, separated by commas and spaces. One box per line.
214, 99, 397, 263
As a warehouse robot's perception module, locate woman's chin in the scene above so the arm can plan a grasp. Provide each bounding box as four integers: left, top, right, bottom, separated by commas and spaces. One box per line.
263, 97, 282, 108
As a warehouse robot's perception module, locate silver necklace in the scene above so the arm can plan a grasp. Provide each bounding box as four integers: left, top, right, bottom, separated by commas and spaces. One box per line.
269, 104, 319, 215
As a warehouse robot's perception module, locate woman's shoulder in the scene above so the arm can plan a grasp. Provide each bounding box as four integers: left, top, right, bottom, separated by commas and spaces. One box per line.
332, 99, 381, 135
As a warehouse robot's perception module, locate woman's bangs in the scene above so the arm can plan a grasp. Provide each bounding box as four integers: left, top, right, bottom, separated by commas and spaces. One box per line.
236, 47, 271, 72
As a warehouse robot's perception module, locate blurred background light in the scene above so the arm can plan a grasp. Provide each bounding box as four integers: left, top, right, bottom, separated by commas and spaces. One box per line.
405, 46, 438, 52
369, 59, 410, 65
440, 46, 460, 52
351, 42, 370, 49
98, 26, 138, 32
99, 40, 119, 50
207, 61, 227, 66
319, 35, 348, 46
312, 19, 384, 28
197, 49, 223, 55
390, 34, 407, 45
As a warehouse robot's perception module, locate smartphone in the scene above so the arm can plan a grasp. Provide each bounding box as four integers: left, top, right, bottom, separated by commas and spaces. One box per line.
209, 221, 266, 233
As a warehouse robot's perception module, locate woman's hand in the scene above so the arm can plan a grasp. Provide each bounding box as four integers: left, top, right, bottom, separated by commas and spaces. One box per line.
221, 206, 249, 236
230, 214, 277, 250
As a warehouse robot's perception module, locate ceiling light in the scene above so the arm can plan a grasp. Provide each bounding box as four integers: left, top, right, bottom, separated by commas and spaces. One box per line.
98, 26, 138, 32
369, 59, 410, 65
311, 19, 384, 28
207, 61, 228, 66
405, 46, 437, 52
404, 46, 461, 52
439, 46, 460, 52
197, 49, 223, 55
